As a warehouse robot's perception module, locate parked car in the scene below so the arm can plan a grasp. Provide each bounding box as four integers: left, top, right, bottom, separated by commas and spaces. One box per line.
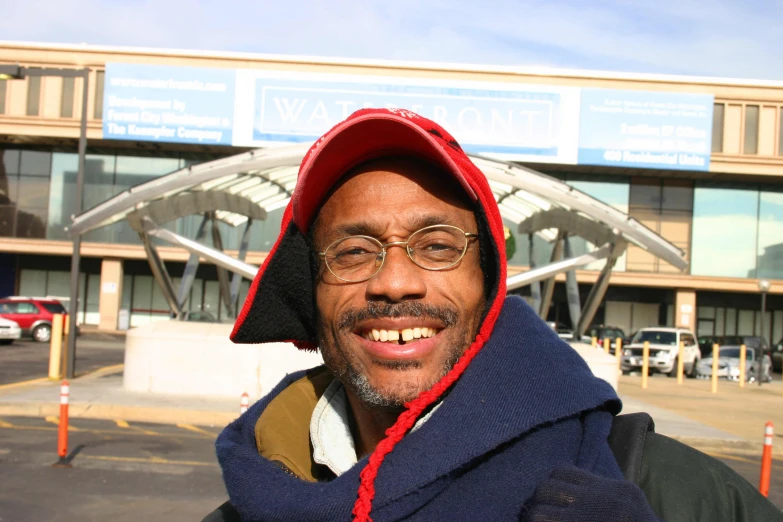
696, 346, 772, 383
0, 316, 22, 345
180, 310, 220, 322
0, 297, 67, 342
697, 335, 723, 357
721, 336, 770, 355
772, 338, 783, 373
621, 327, 700, 377
587, 325, 626, 351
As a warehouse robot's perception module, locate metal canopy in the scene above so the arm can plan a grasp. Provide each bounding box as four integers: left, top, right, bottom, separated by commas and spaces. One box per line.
68, 144, 688, 335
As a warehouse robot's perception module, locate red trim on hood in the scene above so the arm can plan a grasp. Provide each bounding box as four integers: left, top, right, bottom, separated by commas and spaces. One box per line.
230, 201, 295, 342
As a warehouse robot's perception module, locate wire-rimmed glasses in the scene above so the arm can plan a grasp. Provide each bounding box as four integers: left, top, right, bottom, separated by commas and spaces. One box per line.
318, 224, 478, 283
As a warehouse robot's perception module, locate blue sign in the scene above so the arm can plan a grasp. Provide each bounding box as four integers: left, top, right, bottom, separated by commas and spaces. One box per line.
578, 88, 714, 171
100, 63, 716, 172
102, 63, 236, 145
249, 76, 574, 159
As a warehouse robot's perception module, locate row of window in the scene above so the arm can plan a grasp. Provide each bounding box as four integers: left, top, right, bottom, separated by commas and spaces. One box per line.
712, 102, 783, 156
0, 71, 105, 119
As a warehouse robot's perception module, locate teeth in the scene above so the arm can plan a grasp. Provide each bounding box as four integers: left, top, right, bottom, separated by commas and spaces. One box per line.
363, 328, 438, 342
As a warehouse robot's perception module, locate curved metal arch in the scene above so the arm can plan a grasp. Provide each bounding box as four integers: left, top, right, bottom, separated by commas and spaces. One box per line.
125, 191, 267, 233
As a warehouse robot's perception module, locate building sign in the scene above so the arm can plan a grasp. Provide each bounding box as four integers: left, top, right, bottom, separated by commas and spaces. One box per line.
102, 63, 236, 146
578, 88, 713, 171
234, 70, 580, 164
102, 63, 714, 171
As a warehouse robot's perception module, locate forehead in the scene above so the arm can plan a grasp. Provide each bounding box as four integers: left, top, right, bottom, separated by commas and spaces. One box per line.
312, 157, 476, 241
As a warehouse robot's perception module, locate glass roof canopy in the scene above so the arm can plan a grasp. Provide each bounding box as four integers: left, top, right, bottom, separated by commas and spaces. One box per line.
68, 144, 687, 339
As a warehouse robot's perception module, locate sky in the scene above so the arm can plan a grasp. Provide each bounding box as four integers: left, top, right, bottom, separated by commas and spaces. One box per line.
1, 0, 782, 80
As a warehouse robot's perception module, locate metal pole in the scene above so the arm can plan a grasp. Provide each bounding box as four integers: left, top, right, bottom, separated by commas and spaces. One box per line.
759, 290, 767, 387
65, 68, 89, 380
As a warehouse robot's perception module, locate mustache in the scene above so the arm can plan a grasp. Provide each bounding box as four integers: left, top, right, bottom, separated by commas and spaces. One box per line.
337, 301, 458, 330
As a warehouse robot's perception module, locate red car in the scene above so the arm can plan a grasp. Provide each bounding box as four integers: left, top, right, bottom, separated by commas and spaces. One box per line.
0, 297, 68, 343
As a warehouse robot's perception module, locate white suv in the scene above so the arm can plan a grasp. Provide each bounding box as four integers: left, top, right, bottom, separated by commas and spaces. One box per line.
621, 327, 700, 377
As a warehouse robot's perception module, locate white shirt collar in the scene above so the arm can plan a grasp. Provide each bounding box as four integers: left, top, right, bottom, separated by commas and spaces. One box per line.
310, 379, 442, 477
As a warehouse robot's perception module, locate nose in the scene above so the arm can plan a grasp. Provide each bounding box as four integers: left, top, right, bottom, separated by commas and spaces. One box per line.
365, 244, 426, 302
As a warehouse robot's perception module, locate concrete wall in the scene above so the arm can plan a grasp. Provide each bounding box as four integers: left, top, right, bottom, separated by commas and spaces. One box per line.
123, 321, 323, 400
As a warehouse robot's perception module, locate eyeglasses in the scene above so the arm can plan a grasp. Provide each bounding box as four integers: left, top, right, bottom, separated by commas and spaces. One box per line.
318, 224, 478, 283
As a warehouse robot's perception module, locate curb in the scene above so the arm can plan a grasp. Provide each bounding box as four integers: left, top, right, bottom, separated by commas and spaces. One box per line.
0, 401, 238, 427
674, 436, 783, 458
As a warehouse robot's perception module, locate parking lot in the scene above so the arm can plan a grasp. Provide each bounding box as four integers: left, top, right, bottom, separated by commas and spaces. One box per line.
0, 336, 125, 386
0, 415, 227, 521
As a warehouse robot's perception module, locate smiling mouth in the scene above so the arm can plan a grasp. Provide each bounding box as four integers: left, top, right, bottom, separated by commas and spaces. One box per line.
359, 327, 440, 345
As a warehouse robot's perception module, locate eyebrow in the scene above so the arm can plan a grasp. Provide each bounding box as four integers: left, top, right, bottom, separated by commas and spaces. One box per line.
328, 213, 461, 240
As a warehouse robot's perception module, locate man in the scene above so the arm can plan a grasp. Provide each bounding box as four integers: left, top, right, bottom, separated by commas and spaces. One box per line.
207, 109, 781, 521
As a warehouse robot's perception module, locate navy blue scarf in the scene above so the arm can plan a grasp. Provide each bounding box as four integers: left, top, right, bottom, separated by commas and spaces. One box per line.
216, 297, 623, 521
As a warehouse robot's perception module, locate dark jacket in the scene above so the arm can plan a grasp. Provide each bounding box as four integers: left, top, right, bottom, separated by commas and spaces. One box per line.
206, 420, 783, 522
207, 297, 782, 521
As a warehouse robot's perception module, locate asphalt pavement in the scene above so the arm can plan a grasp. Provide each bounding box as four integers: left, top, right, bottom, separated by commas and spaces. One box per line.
0, 415, 228, 521
0, 336, 125, 386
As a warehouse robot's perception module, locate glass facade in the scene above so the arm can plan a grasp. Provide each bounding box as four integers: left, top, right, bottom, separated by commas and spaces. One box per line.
2, 145, 782, 286
691, 183, 783, 279
757, 189, 783, 280
565, 178, 630, 272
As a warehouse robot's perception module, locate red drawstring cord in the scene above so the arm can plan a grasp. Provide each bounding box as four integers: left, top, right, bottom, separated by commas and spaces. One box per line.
351, 332, 488, 521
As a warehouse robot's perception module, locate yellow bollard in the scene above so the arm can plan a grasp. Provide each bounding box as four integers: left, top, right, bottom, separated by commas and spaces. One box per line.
615, 337, 623, 373
48, 314, 64, 380
739, 343, 746, 388
591, 336, 597, 348
677, 341, 685, 385
603, 337, 610, 354
642, 341, 650, 389
711, 343, 719, 394
61, 314, 69, 375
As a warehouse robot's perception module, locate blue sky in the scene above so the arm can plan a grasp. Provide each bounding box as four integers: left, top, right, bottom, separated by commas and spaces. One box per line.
2, 0, 781, 80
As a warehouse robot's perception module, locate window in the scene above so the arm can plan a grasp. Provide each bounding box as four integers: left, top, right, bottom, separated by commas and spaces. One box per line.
0, 80, 6, 114
42, 302, 67, 314
757, 188, 783, 280
60, 77, 75, 118
5, 302, 39, 314
744, 105, 759, 155
712, 103, 724, 153
691, 185, 759, 278
627, 178, 693, 273
93, 71, 105, 119
26, 77, 41, 116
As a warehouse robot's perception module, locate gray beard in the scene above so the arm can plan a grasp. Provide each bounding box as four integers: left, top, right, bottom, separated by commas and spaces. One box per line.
317, 300, 477, 408
342, 348, 463, 408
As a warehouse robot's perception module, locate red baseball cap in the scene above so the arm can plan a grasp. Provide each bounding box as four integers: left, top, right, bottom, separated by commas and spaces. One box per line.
291, 108, 478, 233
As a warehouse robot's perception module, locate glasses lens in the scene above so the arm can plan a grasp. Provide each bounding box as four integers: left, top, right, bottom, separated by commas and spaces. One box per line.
324, 236, 383, 281
408, 226, 467, 269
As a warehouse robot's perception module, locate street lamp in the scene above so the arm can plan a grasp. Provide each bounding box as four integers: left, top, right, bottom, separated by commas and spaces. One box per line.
1, 64, 89, 379
758, 279, 771, 387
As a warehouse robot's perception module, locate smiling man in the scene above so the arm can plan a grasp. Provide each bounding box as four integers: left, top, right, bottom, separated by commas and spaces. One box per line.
207, 109, 781, 522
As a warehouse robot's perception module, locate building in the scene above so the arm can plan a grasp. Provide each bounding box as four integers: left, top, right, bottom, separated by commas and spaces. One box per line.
0, 41, 781, 344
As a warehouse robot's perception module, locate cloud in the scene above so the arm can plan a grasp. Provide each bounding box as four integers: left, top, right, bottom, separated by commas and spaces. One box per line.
0, 0, 781, 79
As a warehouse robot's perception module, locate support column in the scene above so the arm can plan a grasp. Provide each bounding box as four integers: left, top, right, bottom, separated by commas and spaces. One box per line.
675, 289, 696, 332
538, 233, 564, 319
528, 234, 541, 312
98, 259, 123, 331
563, 238, 581, 329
